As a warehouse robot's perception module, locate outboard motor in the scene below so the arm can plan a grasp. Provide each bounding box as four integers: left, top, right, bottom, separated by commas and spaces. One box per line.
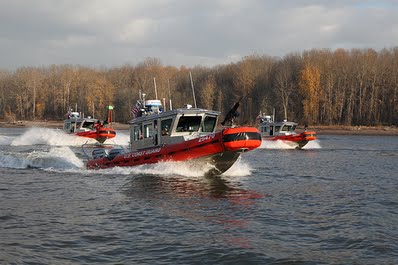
92, 149, 108, 159
108, 148, 125, 160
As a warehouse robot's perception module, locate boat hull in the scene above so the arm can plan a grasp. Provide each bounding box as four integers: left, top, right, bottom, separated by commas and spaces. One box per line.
264, 131, 316, 148
86, 127, 261, 175
75, 128, 116, 143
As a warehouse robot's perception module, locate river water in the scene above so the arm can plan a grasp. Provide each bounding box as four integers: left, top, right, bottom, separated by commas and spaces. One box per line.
0, 127, 397, 264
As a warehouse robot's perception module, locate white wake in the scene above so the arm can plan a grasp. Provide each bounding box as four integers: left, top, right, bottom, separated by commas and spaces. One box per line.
0, 146, 84, 169
260, 139, 321, 149
2, 128, 130, 146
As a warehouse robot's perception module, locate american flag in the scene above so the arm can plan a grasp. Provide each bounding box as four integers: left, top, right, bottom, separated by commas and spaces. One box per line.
131, 101, 142, 118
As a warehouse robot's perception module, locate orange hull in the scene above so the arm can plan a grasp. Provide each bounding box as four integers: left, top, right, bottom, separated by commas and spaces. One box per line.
223, 127, 262, 151
266, 131, 316, 148
75, 127, 116, 143
86, 127, 261, 173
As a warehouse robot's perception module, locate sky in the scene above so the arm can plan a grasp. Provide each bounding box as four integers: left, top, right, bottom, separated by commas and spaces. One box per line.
0, 0, 397, 70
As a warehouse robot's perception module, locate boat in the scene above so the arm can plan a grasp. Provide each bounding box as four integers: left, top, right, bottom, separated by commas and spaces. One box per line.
83, 96, 262, 175
258, 113, 316, 149
63, 106, 116, 143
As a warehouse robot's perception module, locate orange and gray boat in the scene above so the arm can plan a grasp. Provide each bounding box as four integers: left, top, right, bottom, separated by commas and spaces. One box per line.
83, 98, 261, 175
258, 114, 316, 149
63, 106, 116, 144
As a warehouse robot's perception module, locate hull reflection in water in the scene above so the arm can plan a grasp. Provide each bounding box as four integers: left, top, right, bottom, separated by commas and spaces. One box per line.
121, 174, 267, 248
122, 174, 265, 204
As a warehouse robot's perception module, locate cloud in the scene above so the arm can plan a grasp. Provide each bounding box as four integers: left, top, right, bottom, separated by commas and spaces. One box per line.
118, 18, 158, 44
0, 0, 397, 69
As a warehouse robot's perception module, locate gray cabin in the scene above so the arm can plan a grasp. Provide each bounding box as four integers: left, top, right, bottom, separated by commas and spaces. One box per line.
129, 106, 220, 151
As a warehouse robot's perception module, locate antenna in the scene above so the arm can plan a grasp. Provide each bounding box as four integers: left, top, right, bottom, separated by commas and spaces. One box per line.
272, 108, 275, 123
153, 77, 158, 100
189, 71, 197, 108
168, 79, 173, 110
107, 105, 114, 125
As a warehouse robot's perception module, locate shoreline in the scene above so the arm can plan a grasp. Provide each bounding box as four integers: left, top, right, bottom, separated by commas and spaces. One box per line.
309, 125, 398, 136
1, 120, 397, 136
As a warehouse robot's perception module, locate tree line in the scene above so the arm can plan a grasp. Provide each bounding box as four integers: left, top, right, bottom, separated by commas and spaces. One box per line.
0, 48, 397, 126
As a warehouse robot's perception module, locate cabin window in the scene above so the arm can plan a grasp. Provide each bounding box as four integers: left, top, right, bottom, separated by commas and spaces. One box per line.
70, 122, 76, 132
282, 125, 295, 132
133, 125, 142, 141
82, 122, 95, 129
202, 116, 217, 132
161, 118, 173, 135
275, 126, 281, 132
143, 123, 153, 138
176, 116, 202, 132
262, 127, 267, 133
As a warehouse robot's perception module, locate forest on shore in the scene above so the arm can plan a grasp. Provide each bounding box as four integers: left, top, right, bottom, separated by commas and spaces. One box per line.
0, 47, 397, 126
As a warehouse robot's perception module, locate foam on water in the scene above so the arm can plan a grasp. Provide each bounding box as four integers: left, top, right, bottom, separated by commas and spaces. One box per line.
0, 135, 14, 145
0, 146, 84, 169
260, 139, 322, 149
89, 161, 217, 177
260, 139, 295, 149
222, 157, 252, 177
10, 128, 95, 146
303, 139, 322, 149
0, 153, 27, 169
6, 127, 129, 146
82, 157, 252, 178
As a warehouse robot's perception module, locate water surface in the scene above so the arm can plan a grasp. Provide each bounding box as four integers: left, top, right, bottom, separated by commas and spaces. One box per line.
1, 128, 397, 264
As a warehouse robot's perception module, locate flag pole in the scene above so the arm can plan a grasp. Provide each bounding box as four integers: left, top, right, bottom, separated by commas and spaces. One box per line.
153, 77, 158, 100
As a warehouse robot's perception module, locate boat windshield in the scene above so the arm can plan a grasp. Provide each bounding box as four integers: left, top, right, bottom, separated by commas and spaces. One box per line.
82, 122, 95, 129
202, 116, 217, 132
176, 116, 202, 132
281, 125, 295, 132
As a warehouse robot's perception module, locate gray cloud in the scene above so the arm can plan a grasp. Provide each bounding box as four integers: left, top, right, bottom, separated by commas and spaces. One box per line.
0, 0, 397, 69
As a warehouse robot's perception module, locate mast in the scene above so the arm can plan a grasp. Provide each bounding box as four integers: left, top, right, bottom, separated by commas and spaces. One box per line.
153, 77, 158, 100
168, 79, 173, 110
107, 105, 114, 125
272, 108, 275, 123
189, 71, 197, 108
